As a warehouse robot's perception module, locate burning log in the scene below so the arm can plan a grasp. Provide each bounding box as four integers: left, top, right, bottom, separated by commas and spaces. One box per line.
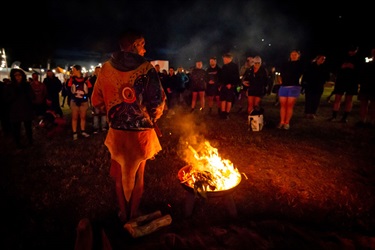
179, 141, 241, 198
123, 211, 172, 238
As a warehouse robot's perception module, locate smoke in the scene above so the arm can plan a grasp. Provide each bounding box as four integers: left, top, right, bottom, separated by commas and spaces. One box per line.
160, 0, 308, 68
169, 109, 209, 165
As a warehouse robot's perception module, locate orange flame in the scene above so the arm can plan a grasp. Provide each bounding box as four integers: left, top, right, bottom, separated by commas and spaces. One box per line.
181, 141, 241, 191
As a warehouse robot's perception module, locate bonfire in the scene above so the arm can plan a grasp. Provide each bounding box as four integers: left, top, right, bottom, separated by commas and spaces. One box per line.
179, 141, 242, 198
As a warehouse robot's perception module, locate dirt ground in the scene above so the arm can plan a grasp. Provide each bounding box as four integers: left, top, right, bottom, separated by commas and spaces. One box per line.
1, 89, 375, 249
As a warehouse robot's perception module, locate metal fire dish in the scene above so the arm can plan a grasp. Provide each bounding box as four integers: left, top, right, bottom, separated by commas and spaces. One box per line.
178, 165, 242, 198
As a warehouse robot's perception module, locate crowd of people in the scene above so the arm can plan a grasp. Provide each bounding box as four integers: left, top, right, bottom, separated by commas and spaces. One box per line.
0, 64, 110, 148
1, 28, 374, 248
1, 44, 375, 150
1, 44, 375, 149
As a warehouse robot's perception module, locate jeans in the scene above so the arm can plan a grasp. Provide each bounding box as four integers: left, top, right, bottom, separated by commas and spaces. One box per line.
92, 107, 107, 130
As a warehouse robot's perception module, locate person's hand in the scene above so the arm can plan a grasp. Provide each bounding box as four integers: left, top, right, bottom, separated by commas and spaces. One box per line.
150, 107, 163, 120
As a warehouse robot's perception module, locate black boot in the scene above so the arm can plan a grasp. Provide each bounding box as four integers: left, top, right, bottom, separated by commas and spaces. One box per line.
329, 111, 338, 121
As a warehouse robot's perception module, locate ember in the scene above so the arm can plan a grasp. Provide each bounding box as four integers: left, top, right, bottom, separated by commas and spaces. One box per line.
179, 141, 241, 194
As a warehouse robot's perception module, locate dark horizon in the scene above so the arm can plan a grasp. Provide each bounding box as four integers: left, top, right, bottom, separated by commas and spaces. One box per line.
2, 0, 372, 71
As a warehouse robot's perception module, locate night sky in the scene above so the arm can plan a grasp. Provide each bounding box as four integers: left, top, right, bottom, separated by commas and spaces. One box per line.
2, 0, 372, 70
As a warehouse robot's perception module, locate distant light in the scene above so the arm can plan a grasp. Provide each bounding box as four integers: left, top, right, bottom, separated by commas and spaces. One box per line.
261, 38, 265, 42
1, 48, 7, 68
365, 57, 373, 63
268, 44, 272, 47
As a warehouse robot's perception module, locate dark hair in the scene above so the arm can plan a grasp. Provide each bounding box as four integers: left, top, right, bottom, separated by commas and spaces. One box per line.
118, 28, 144, 51
223, 53, 233, 59
72, 65, 82, 71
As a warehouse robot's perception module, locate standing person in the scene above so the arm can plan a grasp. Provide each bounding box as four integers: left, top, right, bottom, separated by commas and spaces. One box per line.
60, 75, 69, 108
219, 53, 241, 120
301, 54, 331, 119
30, 72, 47, 122
238, 56, 254, 112
154, 64, 166, 87
206, 56, 222, 115
91, 28, 166, 222
277, 50, 305, 130
175, 66, 189, 106
356, 48, 375, 127
242, 56, 269, 114
67, 64, 92, 140
3, 69, 35, 149
88, 66, 107, 134
190, 60, 208, 113
164, 67, 179, 117
329, 45, 361, 123
43, 69, 63, 117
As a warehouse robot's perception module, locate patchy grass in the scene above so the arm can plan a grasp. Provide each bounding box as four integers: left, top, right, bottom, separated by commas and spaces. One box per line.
1, 88, 375, 249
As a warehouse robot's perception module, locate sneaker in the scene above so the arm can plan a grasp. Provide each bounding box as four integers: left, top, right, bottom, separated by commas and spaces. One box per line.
283, 124, 290, 130
101, 127, 107, 132
81, 131, 90, 138
93, 129, 99, 134
277, 123, 283, 129
73, 133, 78, 141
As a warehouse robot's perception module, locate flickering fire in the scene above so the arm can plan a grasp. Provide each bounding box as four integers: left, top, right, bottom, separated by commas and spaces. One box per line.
179, 141, 241, 192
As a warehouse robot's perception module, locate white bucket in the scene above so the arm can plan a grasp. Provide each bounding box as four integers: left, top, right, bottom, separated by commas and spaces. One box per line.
248, 115, 264, 131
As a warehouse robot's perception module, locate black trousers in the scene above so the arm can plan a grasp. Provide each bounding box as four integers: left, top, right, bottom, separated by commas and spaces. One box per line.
11, 120, 33, 147
305, 90, 323, 115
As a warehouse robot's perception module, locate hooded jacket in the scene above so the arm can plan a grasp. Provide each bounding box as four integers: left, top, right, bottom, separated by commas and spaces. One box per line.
92, 51, 165, 130
4, 69, 35, 122
91, 51, 166, 203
